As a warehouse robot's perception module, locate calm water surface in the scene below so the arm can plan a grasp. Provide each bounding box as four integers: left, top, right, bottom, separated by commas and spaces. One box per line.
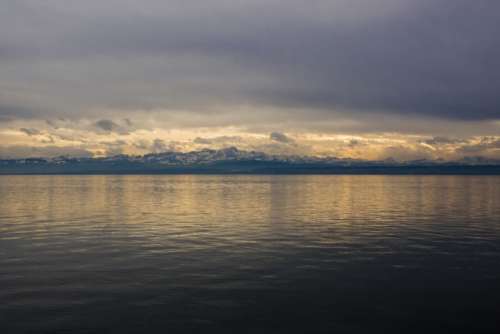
1, 175, 499, 333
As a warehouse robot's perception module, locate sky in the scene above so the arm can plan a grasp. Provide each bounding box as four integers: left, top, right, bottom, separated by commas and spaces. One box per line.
1, 0, 499, 160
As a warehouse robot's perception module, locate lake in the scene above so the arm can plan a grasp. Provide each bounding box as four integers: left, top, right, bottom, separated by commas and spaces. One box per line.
1, 175, 499, 333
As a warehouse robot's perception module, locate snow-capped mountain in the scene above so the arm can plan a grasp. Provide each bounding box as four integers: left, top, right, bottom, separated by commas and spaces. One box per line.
1, 147, 499, 174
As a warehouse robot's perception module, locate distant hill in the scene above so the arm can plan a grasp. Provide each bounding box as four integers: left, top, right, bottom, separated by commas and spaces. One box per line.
1, 147, 499, 174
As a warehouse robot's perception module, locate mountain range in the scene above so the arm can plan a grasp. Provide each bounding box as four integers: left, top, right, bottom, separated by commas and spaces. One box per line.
1, 147, 499, 174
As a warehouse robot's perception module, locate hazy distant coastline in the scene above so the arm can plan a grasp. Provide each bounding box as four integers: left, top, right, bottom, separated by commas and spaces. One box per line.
1, 147, 499, 175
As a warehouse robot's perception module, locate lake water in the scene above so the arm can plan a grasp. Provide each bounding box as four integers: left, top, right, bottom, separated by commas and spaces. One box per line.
1, 175, 499, 333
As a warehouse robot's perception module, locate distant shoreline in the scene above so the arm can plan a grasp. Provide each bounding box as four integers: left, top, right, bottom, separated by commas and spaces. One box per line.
2, 148, 500, 175
2, 166, 500, 175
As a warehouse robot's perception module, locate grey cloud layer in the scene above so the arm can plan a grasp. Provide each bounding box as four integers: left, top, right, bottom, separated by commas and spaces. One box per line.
270, 132, 295, 144
1, 0, 499, 126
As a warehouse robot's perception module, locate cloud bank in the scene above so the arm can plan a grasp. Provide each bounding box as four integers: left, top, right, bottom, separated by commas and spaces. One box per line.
0, 0, 499, 159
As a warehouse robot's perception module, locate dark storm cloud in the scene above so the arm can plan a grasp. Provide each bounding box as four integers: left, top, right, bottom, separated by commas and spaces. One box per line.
1, 0, 499, 124
94, 120, 119, 132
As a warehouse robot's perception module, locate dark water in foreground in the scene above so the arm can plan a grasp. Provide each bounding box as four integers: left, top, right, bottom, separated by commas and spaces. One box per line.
1, 175, 499, 333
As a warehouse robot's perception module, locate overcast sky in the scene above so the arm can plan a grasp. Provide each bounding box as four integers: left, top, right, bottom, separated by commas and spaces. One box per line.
1, 0, 499, 160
